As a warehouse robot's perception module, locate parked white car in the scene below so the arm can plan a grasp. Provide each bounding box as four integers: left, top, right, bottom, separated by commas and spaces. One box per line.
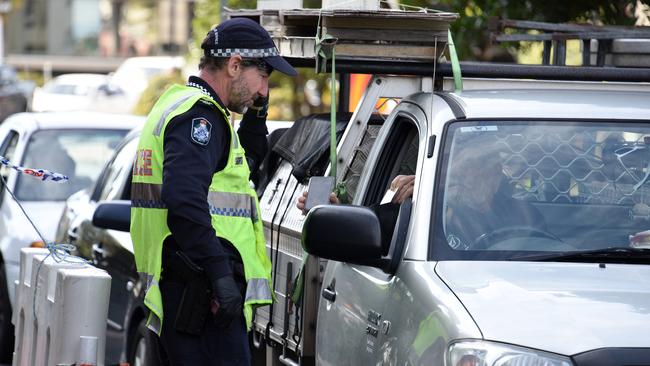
94, 56, 185, 114
0, 111, 143, 361
31, 73, 110, 112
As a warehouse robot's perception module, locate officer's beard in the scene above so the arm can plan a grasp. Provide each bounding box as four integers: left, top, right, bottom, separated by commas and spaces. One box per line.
228, 75, 251, 114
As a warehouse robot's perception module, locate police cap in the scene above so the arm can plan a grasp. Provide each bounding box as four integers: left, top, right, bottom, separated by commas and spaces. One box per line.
201, 18, 297, 76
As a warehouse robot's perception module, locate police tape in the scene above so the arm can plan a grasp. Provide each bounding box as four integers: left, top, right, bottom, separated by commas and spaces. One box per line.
0, 155, 69, 182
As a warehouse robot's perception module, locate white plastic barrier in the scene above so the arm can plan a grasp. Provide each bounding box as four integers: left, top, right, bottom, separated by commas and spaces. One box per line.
12, 248, 111, 366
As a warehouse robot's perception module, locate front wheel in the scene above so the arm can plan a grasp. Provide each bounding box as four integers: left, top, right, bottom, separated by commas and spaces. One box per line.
129, 319, 162, 366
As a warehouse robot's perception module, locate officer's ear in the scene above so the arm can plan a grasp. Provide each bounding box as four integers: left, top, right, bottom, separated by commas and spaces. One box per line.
227, 55, 243, 77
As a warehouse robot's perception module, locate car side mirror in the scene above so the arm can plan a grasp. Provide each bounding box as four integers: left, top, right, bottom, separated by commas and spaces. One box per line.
99, 83, 123, 96
93, 200, 131, 232
302, 205, 384, 267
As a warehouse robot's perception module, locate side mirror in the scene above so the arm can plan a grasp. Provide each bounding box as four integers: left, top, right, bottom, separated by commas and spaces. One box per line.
302, 205, 383, 267
93, 200, 131, 232
99, 83, 123, 96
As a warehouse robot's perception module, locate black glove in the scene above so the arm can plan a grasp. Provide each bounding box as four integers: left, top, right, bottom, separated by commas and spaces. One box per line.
248, 94, 269, 118
212, 275, 243, 328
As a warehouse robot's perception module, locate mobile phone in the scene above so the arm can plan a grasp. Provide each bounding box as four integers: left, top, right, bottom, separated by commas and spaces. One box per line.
303, 176, 335, 214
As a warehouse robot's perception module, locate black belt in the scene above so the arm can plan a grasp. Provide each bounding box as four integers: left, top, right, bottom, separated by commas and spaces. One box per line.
161, 242, 246, 290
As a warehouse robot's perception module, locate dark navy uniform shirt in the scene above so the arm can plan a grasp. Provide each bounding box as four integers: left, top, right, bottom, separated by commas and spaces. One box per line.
161, 76, 268, 287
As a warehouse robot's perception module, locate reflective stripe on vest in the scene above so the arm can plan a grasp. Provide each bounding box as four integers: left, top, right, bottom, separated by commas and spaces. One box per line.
133, 183, 256, 218
245, 278, 272, 303
132, 182, 165, 208
153, 91, 202, 136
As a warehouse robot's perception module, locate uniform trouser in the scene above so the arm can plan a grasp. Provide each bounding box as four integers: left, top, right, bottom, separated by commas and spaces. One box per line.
158, 277, 251, 366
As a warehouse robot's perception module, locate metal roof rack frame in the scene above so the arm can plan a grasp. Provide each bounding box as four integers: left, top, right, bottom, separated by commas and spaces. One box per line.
226, 9, 650, 85
489, 18, 650, 67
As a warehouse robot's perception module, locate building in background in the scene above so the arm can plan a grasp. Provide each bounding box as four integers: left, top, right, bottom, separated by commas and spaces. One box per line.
4, 0, 194, 74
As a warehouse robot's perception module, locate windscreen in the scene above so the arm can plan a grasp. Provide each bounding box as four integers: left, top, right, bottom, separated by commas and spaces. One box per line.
432, 121, 650, 260
15, 129, 127, 201
43, 83, 91, 96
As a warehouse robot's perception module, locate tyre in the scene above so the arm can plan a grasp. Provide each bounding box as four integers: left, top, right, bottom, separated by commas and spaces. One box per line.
129, 319, 163, 366
0, 264, 14, 363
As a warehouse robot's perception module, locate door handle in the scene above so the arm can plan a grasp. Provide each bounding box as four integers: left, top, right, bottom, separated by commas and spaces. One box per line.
322, 279, 336, 302
92, 243, 105, 263
67, 227, 78, 242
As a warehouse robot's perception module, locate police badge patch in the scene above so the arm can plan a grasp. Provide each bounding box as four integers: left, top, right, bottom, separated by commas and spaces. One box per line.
191, 118, 212, 146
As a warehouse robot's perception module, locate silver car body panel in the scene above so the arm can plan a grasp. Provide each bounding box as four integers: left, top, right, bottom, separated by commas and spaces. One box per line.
316, 260, 484, 365
436, 261, 650, 355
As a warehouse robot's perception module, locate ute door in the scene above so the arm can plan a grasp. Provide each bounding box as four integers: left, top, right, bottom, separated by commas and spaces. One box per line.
316, 105, 426, 366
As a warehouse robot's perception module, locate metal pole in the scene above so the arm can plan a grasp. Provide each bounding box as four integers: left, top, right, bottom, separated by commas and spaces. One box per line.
0, 15, 4, 64
220, 0, 227, 22
0, 1, 11, 64
169, 0, 175, 54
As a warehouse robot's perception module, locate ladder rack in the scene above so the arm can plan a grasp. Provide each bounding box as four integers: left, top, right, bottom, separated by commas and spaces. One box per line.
227, 9, 650, 83
226, 8, 458, 62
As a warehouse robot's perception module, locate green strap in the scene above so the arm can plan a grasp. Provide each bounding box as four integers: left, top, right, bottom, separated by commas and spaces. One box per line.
290, 253, 308, 306
314, 11, 340, 181
448, 29, 463, 93
330, 48, 337, 179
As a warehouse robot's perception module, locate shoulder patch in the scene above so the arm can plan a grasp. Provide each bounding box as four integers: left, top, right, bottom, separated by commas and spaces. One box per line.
191, 118, 212, 146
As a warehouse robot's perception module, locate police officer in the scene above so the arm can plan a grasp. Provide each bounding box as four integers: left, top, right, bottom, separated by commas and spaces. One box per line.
130, 18, 297, 365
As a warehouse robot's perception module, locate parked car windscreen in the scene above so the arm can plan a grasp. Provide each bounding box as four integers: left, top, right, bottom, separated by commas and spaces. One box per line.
15, 129, 127, 201
432, 120, 650, 261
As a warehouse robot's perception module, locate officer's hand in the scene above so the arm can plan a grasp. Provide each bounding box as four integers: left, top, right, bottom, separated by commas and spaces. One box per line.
212, 275, 243, 328
296, 191, 339, 214
248, 93, 269, 118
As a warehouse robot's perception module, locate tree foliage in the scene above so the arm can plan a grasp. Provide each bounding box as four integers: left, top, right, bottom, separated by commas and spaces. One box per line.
190, 0, 330, 121
401, 0, 638, 60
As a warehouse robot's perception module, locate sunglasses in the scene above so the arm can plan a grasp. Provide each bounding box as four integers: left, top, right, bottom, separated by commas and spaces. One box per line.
240, 58, 273, 75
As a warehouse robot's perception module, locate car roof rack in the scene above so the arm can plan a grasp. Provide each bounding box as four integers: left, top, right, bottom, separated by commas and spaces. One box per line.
226, 8, 458, 62
226, 8, 650, 84
489, 18, 650, 67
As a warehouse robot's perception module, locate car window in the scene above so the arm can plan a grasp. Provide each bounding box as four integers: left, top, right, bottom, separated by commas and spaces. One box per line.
94, 137, 138, 202
432, 120, 650, 260
0, 66, 17, 84
14, 129, 127, 201
341, 124, 382, 202
44, 83, 90, 96
0, 130, 20, 206
363, 116, 419, 206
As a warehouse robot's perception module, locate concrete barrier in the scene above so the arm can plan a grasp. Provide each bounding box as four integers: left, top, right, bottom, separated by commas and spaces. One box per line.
12, 248, 111, 366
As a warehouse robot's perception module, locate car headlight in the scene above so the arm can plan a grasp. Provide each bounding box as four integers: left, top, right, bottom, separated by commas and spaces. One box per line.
447, 340, 573, 366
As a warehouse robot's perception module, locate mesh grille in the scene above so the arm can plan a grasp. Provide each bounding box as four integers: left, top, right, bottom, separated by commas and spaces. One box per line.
476, 129, 650, 205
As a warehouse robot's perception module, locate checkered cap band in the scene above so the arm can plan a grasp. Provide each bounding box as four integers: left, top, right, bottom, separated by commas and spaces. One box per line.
209, 47, 279, 58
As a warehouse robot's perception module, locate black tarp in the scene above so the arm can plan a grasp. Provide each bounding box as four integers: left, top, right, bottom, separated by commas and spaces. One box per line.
272, 112, 351, 183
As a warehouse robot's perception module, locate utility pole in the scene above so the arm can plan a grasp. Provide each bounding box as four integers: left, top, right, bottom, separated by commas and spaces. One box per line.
169, 0, 175, 54
112, 0, 124, 55
0, 0, 11, 64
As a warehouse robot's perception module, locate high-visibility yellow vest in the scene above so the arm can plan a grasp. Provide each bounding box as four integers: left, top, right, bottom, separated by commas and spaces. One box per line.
130, 84, 272, 334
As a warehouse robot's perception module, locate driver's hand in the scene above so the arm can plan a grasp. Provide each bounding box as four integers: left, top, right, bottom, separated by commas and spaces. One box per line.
629, 229, 650, 248
390, 175, 415, 204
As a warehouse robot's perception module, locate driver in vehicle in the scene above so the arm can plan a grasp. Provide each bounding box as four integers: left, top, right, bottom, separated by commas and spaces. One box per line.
443, 144, 549, 250
297, 174, 415, 247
